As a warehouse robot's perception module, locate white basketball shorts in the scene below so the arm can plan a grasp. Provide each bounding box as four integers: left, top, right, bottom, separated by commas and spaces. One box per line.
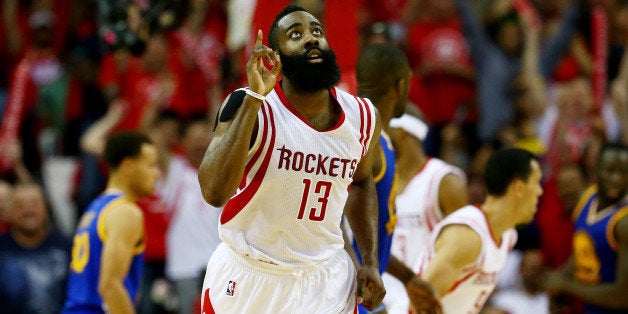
201, 242, 357, 313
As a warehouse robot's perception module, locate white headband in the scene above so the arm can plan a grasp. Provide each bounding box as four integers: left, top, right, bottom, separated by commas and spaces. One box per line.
389, 114, 428, 141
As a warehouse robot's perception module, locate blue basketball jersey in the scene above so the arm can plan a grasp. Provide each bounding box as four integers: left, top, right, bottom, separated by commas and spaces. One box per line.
62, 193, 145, 314
353, 133, 397, 314
572, 186, 628, 314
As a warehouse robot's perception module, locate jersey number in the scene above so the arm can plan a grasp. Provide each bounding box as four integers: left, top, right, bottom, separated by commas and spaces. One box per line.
70, 232, 90, 273
297, 179, 332, 221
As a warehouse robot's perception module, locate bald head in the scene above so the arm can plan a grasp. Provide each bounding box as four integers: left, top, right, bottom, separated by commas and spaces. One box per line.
357, 44, 411, 119
357, 44, 410, 96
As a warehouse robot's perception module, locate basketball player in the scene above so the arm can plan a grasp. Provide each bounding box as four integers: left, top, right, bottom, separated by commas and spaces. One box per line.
62, 132, 160, 313
415, 148, 542, 313
543, 143, 628, 313
382, 113, 468, 314
198, 5, 385, 313
349, 43, 410, 314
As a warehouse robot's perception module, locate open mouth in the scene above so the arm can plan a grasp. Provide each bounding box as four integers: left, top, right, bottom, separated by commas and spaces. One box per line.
306, 49, 323, 63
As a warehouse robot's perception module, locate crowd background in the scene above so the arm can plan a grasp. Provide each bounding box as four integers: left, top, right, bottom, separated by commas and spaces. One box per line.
0, 0, 627, 313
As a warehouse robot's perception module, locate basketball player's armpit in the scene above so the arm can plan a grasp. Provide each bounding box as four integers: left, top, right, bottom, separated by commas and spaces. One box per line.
213, 89, 246, 131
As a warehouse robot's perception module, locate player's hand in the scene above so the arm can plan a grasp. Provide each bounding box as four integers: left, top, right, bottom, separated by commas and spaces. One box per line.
246, 29, 281, 96
355, 265, 386, 310
405, 276, 442, 314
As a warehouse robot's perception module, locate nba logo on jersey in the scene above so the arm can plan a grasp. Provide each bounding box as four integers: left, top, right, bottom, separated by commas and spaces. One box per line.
226, 281, 236, 296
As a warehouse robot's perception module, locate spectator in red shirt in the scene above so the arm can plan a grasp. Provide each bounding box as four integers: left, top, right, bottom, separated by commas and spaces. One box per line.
0, 9, 63, 181
169, 0, 226, 121
536, 163, 587, 270
98, 33, 177, 133
405, 0, 478, 163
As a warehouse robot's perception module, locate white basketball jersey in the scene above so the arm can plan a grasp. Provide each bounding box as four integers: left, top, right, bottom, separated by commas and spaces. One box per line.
417, 205, 518, 314
391, 158, 465, 272
219, 85, 376, 267
166, 156, 222, 280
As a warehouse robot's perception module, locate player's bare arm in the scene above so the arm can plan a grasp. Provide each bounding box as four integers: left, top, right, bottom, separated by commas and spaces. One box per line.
438, 173, 469, 216
387, 255, 443, 313
545, 216, 628, 309
198, 30, 281, 207
421, 225, 482, 297
98, 203, 144, 314
344, 111, 386, 310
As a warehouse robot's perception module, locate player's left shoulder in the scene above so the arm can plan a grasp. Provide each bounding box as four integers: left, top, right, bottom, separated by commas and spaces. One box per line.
110, 201, 144, 223
608, 206, 628, 250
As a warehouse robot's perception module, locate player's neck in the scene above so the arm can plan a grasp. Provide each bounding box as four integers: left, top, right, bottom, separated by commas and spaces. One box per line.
480, 196, 518, 245
597, 193, 625, 213
105, 175, 138, 203
281, 79, 330, 112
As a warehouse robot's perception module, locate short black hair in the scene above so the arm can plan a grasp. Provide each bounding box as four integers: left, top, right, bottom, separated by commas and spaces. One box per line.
484, 148, 536, 196
103, 131, 152, 170
268, 5, 308, 50
356, 43, 409, 101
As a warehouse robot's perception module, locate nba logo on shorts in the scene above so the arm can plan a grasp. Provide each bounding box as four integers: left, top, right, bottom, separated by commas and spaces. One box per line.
226, 280, 236, 296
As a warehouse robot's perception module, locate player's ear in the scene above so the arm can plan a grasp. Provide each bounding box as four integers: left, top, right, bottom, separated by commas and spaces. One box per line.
119, 157, 136, 175
509, 179, 525, 198
395, 77, 406, 96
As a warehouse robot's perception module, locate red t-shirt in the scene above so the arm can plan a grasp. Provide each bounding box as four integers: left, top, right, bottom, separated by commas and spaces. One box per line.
98, 53, 174, 131
361, 0, 407, 23
137, 196, 171, 262
406, 18, 477, 124
168, 19, 225, 117
535, 176, 575, 269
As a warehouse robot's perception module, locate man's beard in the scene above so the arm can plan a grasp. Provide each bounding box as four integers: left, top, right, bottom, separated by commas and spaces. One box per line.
279, 47, 341, 93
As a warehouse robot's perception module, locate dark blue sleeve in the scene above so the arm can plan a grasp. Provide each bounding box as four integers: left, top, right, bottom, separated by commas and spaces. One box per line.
540, 3, 584, 78
455, 0, 496, 64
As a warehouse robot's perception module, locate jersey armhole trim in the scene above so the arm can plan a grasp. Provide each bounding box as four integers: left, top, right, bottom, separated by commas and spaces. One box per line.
606, 206, 628, 251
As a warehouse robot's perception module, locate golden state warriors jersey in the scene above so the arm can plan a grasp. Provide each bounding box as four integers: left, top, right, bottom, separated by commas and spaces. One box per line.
572, 186, 628, 314
62, 193, 144, 313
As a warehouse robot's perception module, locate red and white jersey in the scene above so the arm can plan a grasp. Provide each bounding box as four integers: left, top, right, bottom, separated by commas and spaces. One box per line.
219, 84, 376, 267
391, 158, 465, 272
418, 205, 518, 314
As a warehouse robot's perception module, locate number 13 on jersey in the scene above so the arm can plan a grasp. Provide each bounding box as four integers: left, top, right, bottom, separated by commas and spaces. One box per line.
297, 178, 332, 221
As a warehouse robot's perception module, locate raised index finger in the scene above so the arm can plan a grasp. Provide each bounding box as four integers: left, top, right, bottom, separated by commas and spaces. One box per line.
255, 29, 263, 47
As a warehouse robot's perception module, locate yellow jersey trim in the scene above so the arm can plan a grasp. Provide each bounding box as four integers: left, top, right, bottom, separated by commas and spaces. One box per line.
96, 197, 129, 243
606, 206, 628, 251
572, 186, 598, 221
374, 146, 386, 183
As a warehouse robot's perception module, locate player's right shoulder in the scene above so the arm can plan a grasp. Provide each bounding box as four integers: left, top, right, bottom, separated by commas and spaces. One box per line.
435, 224, 482, 265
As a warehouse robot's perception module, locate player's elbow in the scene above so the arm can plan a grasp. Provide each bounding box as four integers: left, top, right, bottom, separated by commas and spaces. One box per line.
201, 189, 229, 207
197, 177, 224, 207
199, 182, 230, 207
